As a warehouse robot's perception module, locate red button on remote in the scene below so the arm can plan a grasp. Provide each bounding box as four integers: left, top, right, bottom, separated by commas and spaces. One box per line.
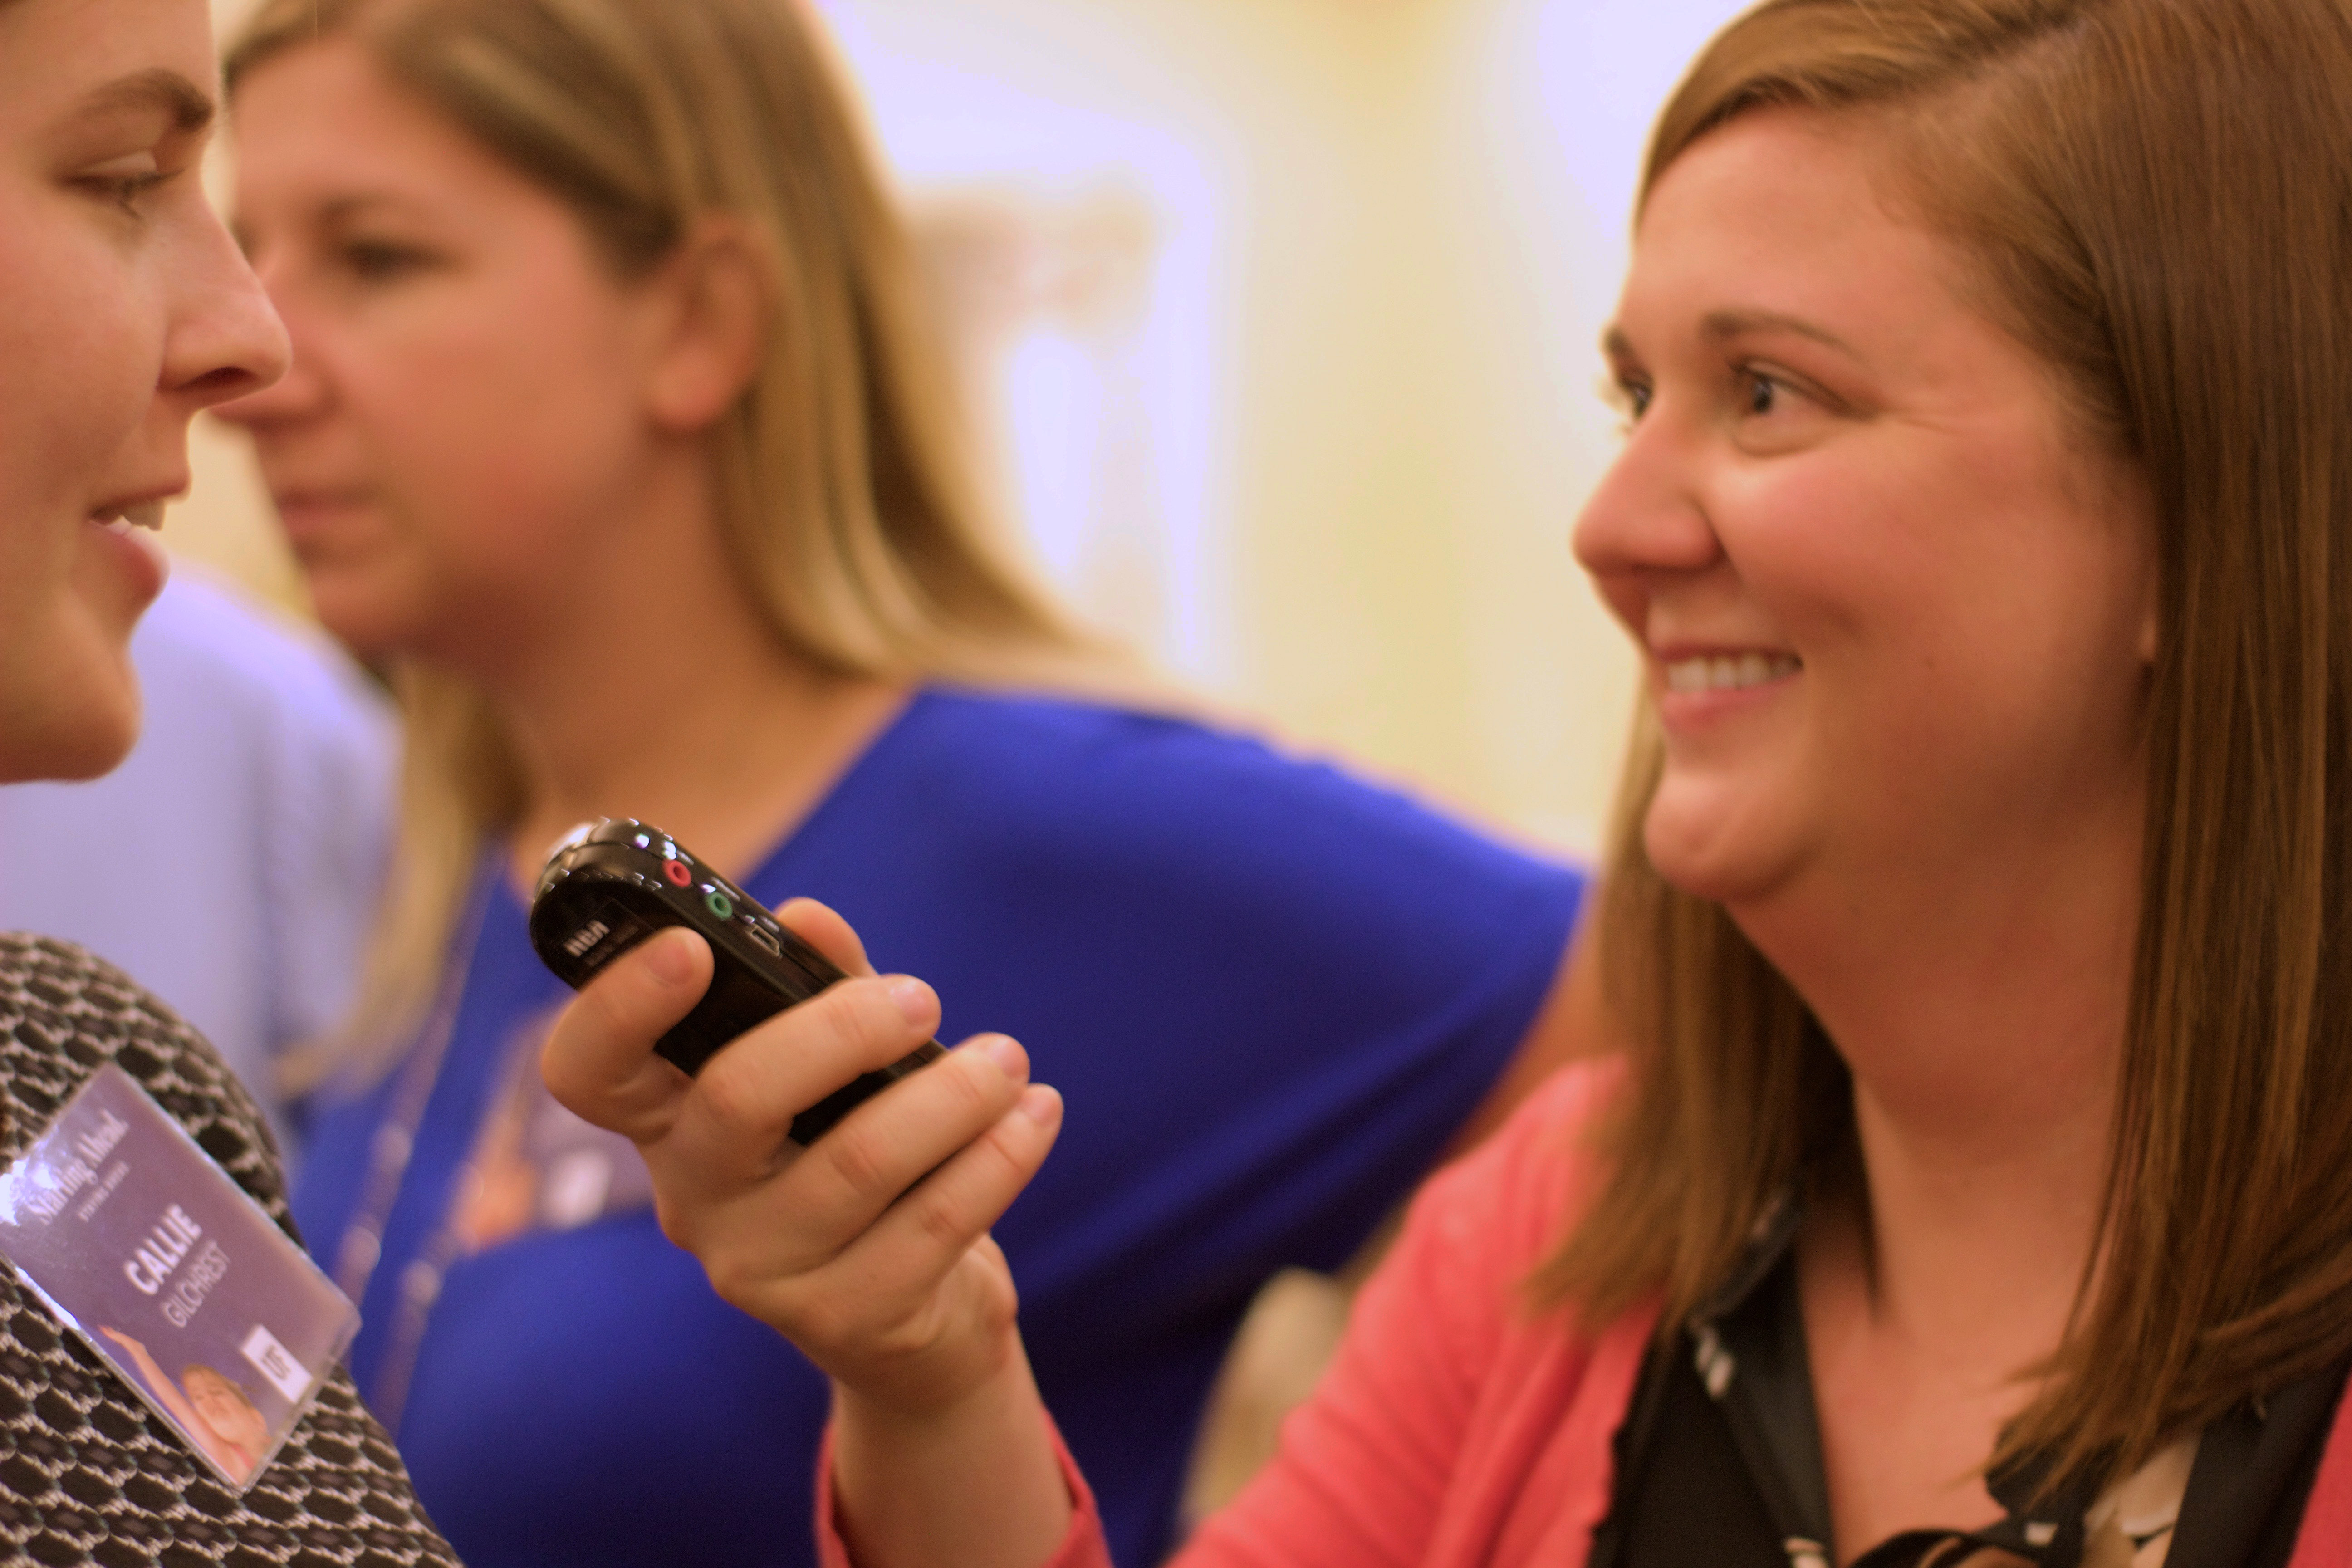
662, 860, 692, 887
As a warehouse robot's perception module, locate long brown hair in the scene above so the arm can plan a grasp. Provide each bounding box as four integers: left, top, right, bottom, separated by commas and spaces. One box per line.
1541, 0, 2352, 1490
225, 0, 1098, 1067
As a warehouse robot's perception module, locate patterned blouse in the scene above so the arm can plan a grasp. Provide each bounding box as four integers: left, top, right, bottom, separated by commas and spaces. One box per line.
0, 934, 459, 1568
1592, 1192, 2343, 1568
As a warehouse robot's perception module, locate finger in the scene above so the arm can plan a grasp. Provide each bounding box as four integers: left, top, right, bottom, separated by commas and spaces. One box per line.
811, 1084, 1063, 1318
656, 972, 946, 1199
654, 1032, 1032, 1288
775, 898, 876, 978
541, 926, 709, 1142
754, 1034, 1033, 1247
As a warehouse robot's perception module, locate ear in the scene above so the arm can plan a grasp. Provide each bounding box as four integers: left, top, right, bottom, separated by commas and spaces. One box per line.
641, 216, 770, 434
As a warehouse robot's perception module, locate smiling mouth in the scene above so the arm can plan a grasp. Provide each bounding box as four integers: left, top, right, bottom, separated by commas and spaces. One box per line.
1663, 652, 1802, 694
92, 502, 165, 534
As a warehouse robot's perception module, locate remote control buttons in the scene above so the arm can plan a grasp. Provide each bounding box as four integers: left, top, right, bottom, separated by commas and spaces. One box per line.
705, 890, 735, 920
662, 860, 692, 887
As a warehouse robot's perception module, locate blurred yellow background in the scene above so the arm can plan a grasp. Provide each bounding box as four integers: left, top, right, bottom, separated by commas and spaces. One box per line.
188, 0, 1750, 858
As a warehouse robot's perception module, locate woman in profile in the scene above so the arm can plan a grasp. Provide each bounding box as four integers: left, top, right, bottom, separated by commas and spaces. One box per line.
216, 1, 1588, 1564
545, 0, 2352, 1563
0, 0, 454, 1556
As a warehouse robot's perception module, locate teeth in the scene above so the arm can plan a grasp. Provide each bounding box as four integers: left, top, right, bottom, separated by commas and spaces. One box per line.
92, 502, 166, 532
1664, 652, 1800, 694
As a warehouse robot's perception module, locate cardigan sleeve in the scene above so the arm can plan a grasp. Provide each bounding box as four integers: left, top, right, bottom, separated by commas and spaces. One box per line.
814, 1411, 1112, 1568
810, 1063, 1620, 1568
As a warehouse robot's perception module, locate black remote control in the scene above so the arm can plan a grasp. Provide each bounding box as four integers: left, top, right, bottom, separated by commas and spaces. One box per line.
528, 817, 944, 1143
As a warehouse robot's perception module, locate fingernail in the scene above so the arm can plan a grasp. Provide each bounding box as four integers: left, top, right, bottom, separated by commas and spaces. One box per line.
1017, 1085, 1062, 1128
647, 931, 693, 986
887, 975, 935, 1024
982, 1034, 1028, 1079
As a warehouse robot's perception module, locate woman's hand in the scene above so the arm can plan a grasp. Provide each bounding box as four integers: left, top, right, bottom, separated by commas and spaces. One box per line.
539, 898, 1063, 1415
541, 899, 1077, 1568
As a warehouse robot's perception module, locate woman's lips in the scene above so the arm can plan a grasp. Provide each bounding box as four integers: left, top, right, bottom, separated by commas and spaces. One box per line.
1653, 649, 1803, 730
1661, 652, 1801, 694
265, 494, 380, 567
84, 507, 171, 603
269, 491, 369, 537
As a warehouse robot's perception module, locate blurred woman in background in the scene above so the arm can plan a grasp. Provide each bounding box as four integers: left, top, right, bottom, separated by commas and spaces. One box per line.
543, 0, 2352, 1563
215, 1, 1589, 1563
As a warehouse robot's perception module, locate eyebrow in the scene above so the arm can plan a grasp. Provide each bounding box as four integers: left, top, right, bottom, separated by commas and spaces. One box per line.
69, 69, 216, 137
1701, 309, 1859, 358
1602, 309, 1863, 364
316, 193, 425, 223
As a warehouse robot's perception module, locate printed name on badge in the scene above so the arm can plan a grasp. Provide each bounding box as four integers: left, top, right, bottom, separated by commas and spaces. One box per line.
0, 1064, 358, 1490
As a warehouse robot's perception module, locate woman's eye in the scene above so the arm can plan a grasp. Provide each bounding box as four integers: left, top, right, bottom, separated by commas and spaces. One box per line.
1603, 378, 1652, 425
76, 169, 172, 216
341, 241, 433, 282
1742, 370, 1783, 416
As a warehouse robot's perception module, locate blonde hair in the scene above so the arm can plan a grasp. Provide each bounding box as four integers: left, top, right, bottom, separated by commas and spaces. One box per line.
227, 0, 1095, 1069
1540, 0, 2352, 1494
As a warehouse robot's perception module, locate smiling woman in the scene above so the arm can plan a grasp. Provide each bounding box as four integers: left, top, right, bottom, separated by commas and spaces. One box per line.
0, 3, 270, 783
0, 0, 461, 1560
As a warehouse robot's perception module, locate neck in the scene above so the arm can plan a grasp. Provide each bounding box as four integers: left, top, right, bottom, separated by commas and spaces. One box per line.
454, 441, 906, 890
1738, 793, 2141, 1351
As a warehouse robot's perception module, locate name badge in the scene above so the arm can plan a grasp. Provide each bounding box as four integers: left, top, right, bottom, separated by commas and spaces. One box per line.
0, 1064, 358, 1491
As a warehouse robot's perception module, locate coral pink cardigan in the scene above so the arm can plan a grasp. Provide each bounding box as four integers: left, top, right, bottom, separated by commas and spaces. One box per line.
818, 1064, 2352, 1568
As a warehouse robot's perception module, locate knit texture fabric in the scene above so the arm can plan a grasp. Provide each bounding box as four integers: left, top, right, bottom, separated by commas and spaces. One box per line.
0, 933, 457, 1568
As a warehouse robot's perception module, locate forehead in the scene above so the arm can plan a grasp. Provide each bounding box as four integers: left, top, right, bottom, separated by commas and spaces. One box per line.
231, 37, 551, 226
1618, 108, 1963, 360
0, 0, 217, 142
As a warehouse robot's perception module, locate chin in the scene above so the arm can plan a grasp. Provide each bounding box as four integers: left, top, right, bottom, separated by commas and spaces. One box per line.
0, 682, 141, 784
300, 565, 437, 667
1638, 774, 1797, 907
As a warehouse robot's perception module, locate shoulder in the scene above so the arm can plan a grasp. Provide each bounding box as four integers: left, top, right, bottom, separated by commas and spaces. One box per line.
902, 685, 1464, 814
1327, 1059, 1630, 1418
1406, 1058, 1627, 1281
827, 687, 1588, 1043
0, 933, 287, 1206
0, 937, 459, 1563
886, 686, 1583, 911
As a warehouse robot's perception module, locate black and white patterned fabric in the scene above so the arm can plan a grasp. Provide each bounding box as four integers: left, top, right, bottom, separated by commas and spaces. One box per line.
0, 933, 458, 1567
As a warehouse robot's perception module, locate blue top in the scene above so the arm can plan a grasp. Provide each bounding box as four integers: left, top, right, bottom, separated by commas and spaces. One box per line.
293, 689, 1585, 1568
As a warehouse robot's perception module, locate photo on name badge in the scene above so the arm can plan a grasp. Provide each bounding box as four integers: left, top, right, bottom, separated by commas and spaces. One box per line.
0, 1065, 358, 1489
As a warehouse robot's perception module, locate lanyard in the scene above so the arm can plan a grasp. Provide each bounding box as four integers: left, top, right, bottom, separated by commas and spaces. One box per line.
327, 858, 496, 1429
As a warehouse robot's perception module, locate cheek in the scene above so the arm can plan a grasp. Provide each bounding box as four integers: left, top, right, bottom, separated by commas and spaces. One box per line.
0, 190, 159, 777
0, 187, 162, 527
1717, 442, 2150, 812
353, 292, 646, 578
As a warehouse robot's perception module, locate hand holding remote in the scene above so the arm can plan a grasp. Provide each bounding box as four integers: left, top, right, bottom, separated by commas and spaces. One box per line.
540, 895, 1063, 1406
539, 898, 1075, 1568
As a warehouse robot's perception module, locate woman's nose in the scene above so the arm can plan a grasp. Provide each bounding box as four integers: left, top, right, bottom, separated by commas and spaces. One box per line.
1571, 411, 1723, 586
205, 249, 328, 428
162, 207, 291, 413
